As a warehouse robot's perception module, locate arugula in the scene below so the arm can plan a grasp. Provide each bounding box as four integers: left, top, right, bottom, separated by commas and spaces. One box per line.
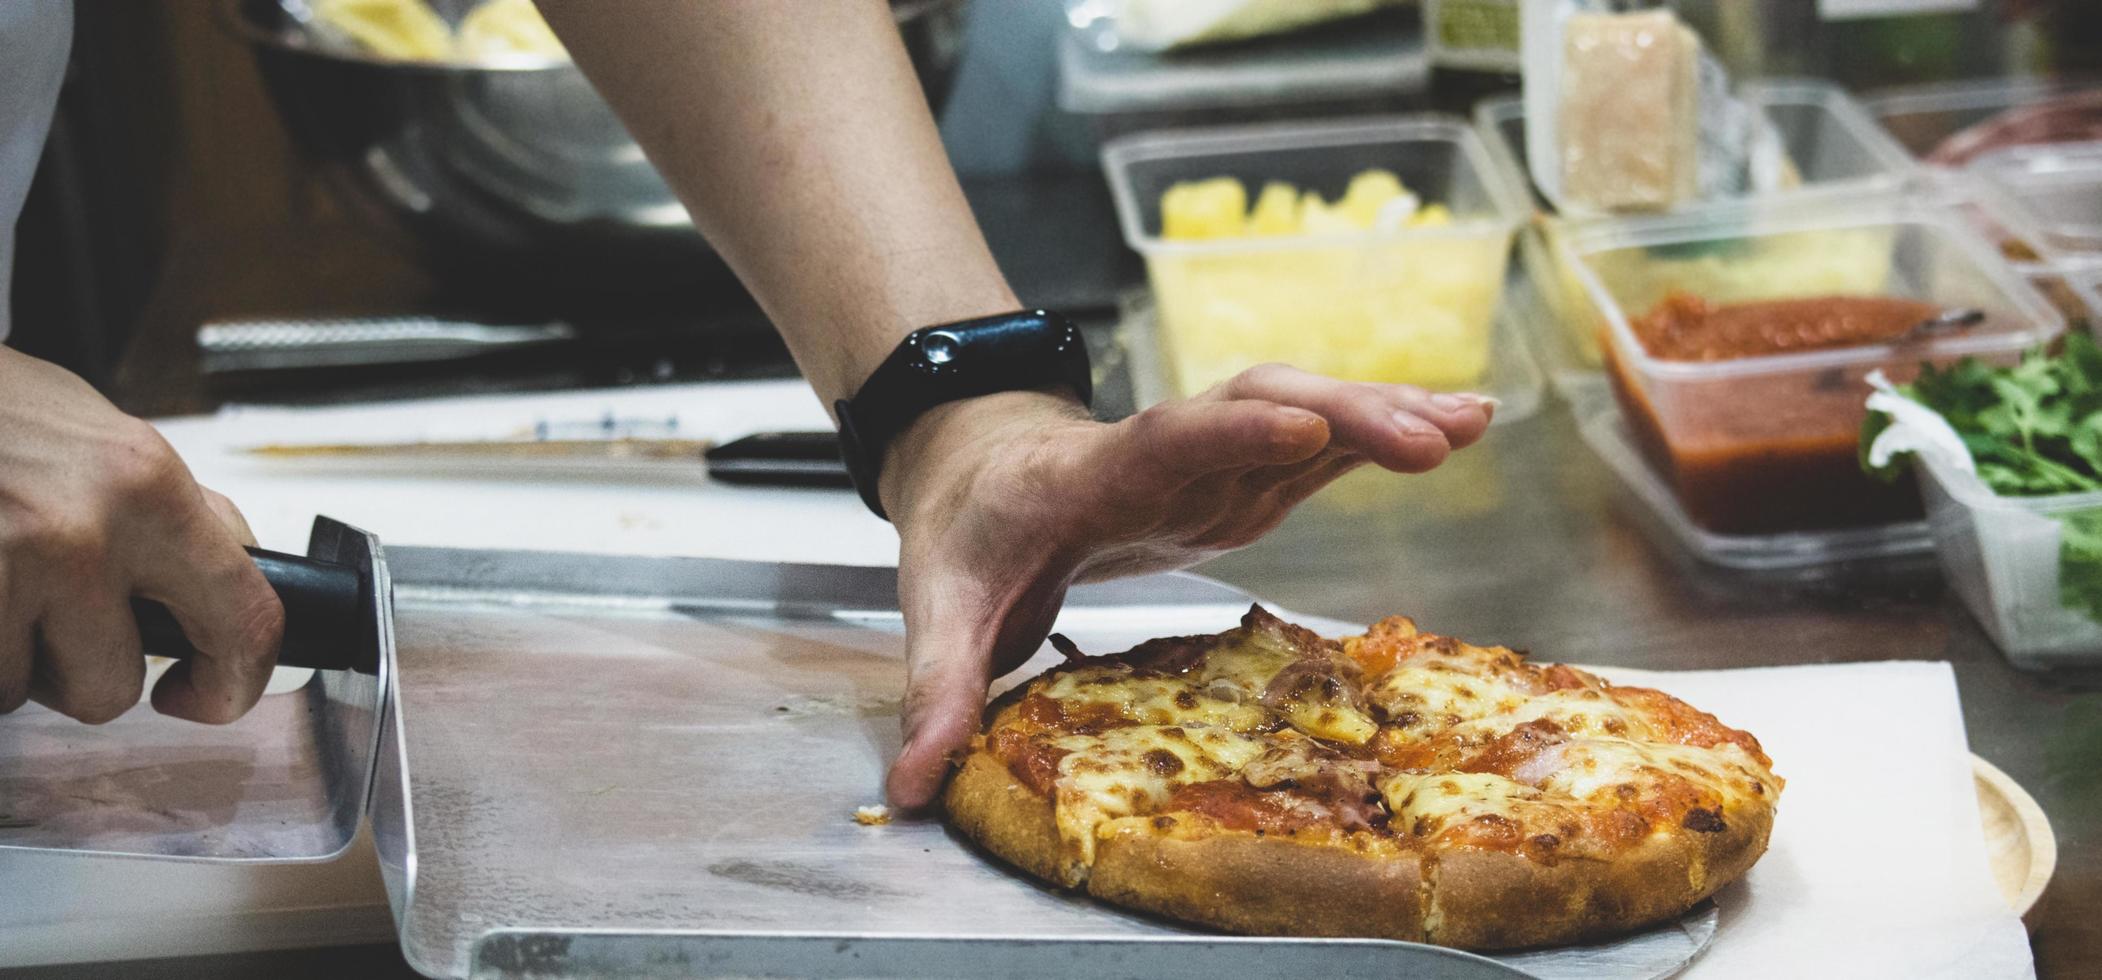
1863, 332, 2102, 622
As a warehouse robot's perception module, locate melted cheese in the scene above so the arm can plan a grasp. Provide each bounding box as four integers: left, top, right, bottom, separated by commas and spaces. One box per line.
1051, 636, 1378, 745
1379, 729, 1776, 838
1193, 635, 1380, 744
1369, 663, 1530, 727
1188, 635, 1300, 696
1380, 771, 1540, 829
1050, 725, 1266, 863
1451, 688, 1649, 741
1535, 737, 1775, 806
1278, 699, 1377, 745
1039, 667, 1270, 732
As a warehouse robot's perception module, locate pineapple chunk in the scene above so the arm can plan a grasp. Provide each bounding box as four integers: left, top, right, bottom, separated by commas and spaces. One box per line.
1246, 182, 1300, 236
1161, 177, 1247, 240
1297, 190, 1360, 236
1336, 169, 1408, 227
1411, 204, 1453, 228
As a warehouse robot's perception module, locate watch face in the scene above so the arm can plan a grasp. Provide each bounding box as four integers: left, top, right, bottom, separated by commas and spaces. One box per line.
923, 331, 962, 365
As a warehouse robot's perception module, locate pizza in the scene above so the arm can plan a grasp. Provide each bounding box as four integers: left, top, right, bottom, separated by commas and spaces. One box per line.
944, 606, 1781, 950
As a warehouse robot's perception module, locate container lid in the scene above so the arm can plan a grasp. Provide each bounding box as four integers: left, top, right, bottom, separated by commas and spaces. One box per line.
1057, 6, 1428, 114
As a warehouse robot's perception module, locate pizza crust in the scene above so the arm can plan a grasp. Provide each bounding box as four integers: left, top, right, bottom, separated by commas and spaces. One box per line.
1428, 802, 1772, 949
946, 749, 1082, 888
946, 745, 1774, 950
1091, 819, 1429, 941
946, 745, 1430, 940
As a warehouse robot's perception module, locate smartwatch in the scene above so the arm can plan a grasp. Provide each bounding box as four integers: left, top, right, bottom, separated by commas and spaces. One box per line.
835, 310, 1092, 519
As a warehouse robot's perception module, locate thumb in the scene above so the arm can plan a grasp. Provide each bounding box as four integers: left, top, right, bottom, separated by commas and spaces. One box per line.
886, 576, 1001, 811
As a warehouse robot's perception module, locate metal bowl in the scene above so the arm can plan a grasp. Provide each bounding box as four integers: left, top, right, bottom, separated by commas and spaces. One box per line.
223, 0, 971, 305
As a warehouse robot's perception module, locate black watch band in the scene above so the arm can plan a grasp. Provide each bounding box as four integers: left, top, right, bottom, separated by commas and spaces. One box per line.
835, 310, 1092, 520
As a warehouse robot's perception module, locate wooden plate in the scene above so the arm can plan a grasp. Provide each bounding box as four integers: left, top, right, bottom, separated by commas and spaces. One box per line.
1973, 753, 2057, 924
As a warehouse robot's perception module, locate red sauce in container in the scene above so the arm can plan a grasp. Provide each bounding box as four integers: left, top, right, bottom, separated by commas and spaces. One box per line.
1607, 292, 1941, 535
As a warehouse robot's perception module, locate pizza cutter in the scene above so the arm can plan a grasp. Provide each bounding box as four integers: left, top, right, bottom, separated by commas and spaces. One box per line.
130, 518, 386, 674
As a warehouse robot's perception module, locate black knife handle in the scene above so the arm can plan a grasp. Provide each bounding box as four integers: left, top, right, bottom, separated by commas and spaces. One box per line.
703, 431, 853, 489
132, 548, 368, 673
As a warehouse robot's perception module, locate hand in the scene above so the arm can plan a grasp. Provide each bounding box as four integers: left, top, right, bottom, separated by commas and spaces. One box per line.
879, 363, 1492, 807
0, 348, 283, 724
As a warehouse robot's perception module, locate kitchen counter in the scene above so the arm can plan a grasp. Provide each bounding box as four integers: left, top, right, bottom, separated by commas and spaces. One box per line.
13, 187, 2100, 980
14, 405, 2097, 979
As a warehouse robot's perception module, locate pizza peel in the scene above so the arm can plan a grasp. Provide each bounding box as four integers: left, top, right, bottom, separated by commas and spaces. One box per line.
6, 518, 1717, 978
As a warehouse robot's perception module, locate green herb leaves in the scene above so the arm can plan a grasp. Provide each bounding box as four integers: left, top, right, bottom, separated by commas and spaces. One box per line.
1866, 333, 2102, 496
1864, 333, 2102, 625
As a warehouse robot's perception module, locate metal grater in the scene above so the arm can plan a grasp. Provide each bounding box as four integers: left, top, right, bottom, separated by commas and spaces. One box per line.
196, 316, 577, 372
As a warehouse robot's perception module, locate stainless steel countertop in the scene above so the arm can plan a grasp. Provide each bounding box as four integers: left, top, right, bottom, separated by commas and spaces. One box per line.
1195, 402, 2102, 979
72, 171, 2099, 978
11, 403, 2092, 980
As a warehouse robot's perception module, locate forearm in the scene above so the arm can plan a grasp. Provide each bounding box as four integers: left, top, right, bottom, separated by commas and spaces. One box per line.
534, 0, 1018, 409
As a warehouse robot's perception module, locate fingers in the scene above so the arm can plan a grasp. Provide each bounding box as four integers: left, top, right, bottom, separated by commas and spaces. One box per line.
1383, 387, 1493, 452
132, 490, 283, 725
887, 579, 1002, 810
28, 586, 146, 725
0, 360, 281, 728
1111, 398, 1332, 498
1206, 363, 1492, 474
199, 487, 259, 548
1271, 452, 1368, 509
891, 563, 1046, 807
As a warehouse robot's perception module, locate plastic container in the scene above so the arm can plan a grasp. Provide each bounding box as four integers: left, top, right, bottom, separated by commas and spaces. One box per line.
1473, 81, 1920, 371
1117, 283, 1545, 426
1863, 77, 2102, 165
1559, 198, 2066, 537
1865, 80, 2102, 274
1103, 115, 1527, 394
1058, 4, 1429, 139
2030, 264, 2100, 331
1423, 0, 1521, 73
2074, 268, 2102, 326
1917, 454, 2102, 669
1967, 141, 2102, 265
1577, 401, 1931, 570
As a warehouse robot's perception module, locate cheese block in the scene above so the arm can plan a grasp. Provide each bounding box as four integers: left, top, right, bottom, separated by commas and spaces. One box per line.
1556, 9, 1701, 212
